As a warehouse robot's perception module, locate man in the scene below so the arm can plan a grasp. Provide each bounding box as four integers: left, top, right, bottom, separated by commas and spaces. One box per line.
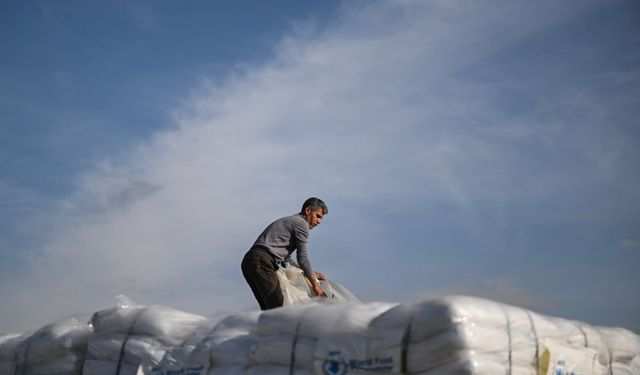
241, 197, 328, 310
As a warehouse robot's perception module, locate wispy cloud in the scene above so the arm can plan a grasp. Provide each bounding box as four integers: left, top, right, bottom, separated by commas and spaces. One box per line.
2, 0, 638, 333
415, 277, 558, 312
619, 239, 640, 250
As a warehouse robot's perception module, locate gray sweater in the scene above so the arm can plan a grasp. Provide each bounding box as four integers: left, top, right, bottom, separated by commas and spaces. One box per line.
252, 213, 313, 276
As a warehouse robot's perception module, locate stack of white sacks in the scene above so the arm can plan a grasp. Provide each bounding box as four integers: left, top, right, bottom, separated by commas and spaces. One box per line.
140, 267, 640, 375
147, 297, 639, 375
1, 267, 639, 375
143, 267, 359, 375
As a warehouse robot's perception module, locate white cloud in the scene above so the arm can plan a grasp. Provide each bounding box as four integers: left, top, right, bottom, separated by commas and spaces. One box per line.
2, 0, 636, 334
619, 239, 640, 250
414, 277, 558, 312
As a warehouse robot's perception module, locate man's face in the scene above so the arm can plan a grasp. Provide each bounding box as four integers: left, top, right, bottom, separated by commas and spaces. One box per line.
305, 207, 325, 229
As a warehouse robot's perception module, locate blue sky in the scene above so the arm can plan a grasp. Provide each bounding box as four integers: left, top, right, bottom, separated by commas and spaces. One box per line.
1, 0, 639, 335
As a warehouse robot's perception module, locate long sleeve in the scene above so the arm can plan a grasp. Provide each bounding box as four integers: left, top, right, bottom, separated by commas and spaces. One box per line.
293, 219, 313, 277
252, 214, 314, 276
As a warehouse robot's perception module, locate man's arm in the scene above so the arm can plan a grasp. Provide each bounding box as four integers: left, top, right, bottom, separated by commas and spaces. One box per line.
297, 244, 327, 297
293, 218, 326, 298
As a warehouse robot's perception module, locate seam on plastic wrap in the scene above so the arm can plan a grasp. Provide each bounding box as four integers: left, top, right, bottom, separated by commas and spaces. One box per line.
400, 321, 412, 374
289, 319, 302, 375
78, 320, 90, 375
574, 322, 589, 347
502, 307, 512, 375
15, 334, 31, 375
400, 306, 416, 374
156, 316, 205, 375
188, 320, 223, 375
525, 310, 540, 371
115, 308, 146, 375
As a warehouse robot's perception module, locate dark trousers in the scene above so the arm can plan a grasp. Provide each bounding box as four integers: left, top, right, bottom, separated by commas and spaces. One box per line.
241, 247, 284, 310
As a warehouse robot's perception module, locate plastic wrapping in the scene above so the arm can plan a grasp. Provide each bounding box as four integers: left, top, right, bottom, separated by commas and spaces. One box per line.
245, 302, 396, 374
90, 304, 205, 347
84, 299, 206, 375
138, 295, 640, 375
0, 333, 28, 374
203, 310, 260, 368
83, 359, 139, 375
244, 364, 311, 375
277, 265, 361, 305
597, 326, 640, 374
143, 315, 224, 374
145, 310, 260, 375
6, 294, 636, 375
329, 295, 638, 374
0, 316, 91, 375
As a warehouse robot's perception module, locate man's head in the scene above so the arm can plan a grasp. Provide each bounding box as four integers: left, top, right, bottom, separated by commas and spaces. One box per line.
300, 197, 328, 229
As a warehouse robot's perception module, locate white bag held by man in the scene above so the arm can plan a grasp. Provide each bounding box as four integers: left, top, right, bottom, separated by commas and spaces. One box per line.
276, 265, 360, 306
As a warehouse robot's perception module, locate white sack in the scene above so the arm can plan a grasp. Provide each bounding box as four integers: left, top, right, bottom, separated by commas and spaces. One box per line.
91, 305, 206, 347
0, 333, 27, 375
83, 358, 139, 375
86, 300, 206, 375
597, 327, 640, 363
86, 335, 166, 366
250, 302, 395, 372
5, 316, 91, 375
147, 310, 260, 375
205, 365, 244, 375
277, 266, 360, 306
250, 335, 316, 368
244, 364, 311, 375
204, 311, 260, 368
147, 316, 224, 375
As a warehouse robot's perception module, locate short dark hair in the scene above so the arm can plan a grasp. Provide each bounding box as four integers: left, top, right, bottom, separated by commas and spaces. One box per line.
301, 197, 328, 215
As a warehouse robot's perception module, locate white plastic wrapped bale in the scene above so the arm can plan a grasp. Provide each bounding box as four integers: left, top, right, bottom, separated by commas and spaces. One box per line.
0, 316, 91, 375
244, 364, 311, 375
364, 296, 555, 373
249, 304, 319, 369
596, 326, 640, 374
142, 310, 261, 375
205, 311, 260, 373
0, 333, 28, 375
84, 299, 206, 375
248, 302, 396, 374
141, 315, 224, 375
310, 302, 398, 374
277, 265, 360, 305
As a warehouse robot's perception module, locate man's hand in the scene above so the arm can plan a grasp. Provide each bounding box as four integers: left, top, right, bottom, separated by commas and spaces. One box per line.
313, 285, 327, 298
314, 271, 326, 281
306, 272, 327, 298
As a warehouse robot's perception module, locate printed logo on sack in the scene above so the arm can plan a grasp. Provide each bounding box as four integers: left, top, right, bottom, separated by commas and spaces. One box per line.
552, 359, 583, 375
323, 350, 348, 375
